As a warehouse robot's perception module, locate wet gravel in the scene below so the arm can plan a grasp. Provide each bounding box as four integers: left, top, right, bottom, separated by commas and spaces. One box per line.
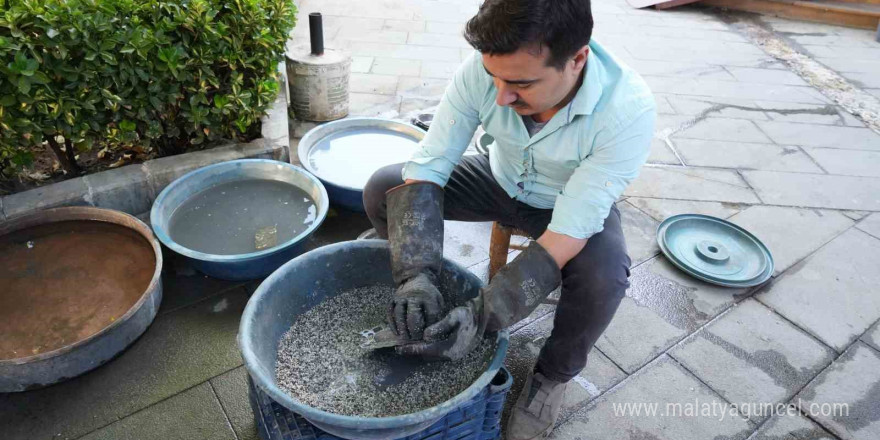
276, 285, 496, 417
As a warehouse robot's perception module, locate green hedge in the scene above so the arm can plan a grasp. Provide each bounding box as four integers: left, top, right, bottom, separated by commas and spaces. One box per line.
0, 0, 296, 176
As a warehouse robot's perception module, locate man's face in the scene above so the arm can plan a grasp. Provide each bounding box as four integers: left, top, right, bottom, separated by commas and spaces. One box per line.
482, 45, 588, 120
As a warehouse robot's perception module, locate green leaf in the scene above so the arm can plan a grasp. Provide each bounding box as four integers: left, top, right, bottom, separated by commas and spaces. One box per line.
120, 120, 136, 131
0, 95, 15, 106
17, 77, 31, 95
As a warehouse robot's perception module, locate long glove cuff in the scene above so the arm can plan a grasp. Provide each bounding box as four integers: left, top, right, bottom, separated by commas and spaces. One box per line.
482, 242, 561, 332
386, 181, 445, 285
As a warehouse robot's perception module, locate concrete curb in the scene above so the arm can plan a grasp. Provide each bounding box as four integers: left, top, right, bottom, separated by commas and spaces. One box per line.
0, 64, 292, 221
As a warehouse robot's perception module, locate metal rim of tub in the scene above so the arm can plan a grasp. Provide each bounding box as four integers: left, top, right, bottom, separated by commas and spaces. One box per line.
150, 158, 330, 264
297, 117, 426, 192
0, 207, 163, 382
239, 239, 509, 435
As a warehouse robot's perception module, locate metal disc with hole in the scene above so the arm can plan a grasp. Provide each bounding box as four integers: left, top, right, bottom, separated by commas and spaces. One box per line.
657, 214, 773, 288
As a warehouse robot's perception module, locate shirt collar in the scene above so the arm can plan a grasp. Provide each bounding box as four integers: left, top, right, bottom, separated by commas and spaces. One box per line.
568, 48, 603, 121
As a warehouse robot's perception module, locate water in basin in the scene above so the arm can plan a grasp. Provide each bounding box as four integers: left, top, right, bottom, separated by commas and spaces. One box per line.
168, 179, 316, 255
309, 128, 419, 189
0, 220, 155, 360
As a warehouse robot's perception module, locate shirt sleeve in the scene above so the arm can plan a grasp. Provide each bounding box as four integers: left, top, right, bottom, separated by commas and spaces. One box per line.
547, 107, 656, 239
401, 52, 482, 186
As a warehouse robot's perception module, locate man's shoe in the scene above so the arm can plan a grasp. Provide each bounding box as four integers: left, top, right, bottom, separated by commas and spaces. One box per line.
507, 371, 568, 440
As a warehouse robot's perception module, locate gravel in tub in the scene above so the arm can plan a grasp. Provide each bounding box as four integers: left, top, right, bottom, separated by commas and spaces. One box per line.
275, 285, 496, 417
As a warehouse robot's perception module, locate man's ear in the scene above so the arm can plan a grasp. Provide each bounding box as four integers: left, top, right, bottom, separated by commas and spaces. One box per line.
571, 45, 589, 73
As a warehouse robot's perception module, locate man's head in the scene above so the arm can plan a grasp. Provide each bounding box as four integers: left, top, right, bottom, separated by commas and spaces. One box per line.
464, 0, 593, 120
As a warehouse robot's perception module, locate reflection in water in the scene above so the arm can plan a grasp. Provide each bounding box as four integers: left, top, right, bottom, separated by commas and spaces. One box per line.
309, 129, 419, 189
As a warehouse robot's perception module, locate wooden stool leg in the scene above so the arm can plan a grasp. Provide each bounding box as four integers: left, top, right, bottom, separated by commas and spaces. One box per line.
489, 222, 512, 281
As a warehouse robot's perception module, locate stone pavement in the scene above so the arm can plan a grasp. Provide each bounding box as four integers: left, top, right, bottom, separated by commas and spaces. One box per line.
3, 0, 880, 439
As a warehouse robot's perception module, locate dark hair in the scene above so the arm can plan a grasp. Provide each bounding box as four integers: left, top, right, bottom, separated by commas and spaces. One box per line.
464, 0, 593, 70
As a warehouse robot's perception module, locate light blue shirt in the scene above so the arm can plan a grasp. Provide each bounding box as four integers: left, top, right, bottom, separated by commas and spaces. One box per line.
402, 39, 656, 240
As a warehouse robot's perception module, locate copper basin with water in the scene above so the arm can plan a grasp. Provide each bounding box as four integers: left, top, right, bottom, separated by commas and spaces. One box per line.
0, 207, 163, 392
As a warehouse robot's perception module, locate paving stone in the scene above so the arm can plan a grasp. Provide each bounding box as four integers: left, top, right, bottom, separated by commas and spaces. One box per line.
0, 288, 248, 440
549, 355, 753, 440
397, 76, 451, 99
597, 255, 747, 373
671, 299, 835, 423
665, 96, 769, 121
619, 200, 661, 265
675, 139, 823, 173
806, 148, 880, 177
757, 229, 880, 351
399, 97, 441, 117
502, 315, 627, 430
2, 175, 90, 218
211, 366, 259, 440
77, 383, 236, 440
757, 101, 865, 127
755, 121, 880, 151
627, 43, 771, 67
644, 76, 826, 104
674, 118, 772, 144
159, 251, 244, 314
370, 57, 422, 76
842, 210, 871, 221
861, 320, 880, 353
654, 94, 677, 115
626, 197, 746, 222
742, 171, 880, 210
625, 60, 737, 80
748, 413, 836, 440
426, 21, 464, 35
797, 342, 880, 440
727, 205, 854, 275
420, 60, 461, 79
348, 41, 461, 62
349, 92, 401, 118
350, 56, 374, 73
382, 19, 425, 32
867, 89, 880, 100
813, 56, 880, 74
443, 220, 492, 268
625, 166, 761, 204
856, 213, 880, 240
408, 32, 471, 49
334, 28, 408, 44
725, 67, 809, 86
648, 138, 681, 165
841, 72, 880, 89
349, 73, 400, 95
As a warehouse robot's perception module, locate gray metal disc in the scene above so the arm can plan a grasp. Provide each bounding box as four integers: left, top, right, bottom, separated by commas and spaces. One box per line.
657, 214, 773, 288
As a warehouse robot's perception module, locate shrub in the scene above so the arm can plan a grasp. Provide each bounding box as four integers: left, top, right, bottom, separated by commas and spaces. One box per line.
0, 0, 296, 177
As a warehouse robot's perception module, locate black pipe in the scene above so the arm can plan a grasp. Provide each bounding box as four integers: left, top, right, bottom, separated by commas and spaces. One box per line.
309, 13, 324, 56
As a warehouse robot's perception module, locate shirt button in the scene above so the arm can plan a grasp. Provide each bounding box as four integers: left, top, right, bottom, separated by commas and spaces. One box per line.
449, 119, 455, 125
605, 181, 612, 187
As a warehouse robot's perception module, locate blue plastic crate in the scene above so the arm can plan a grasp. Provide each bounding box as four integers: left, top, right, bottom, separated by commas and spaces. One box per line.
248, 367, 513, 440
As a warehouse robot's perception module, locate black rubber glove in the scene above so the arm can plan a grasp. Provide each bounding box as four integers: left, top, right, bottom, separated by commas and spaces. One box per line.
389, 273, 446, 340
396, 297, 483, 361
398, 242, 561, 361
385, 181, 446, 340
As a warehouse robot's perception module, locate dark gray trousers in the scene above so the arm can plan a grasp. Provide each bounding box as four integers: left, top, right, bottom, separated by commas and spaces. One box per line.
363, 154, 630, 382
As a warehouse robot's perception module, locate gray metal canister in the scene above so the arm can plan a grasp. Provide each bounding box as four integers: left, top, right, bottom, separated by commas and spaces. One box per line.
286, 13, 351, 122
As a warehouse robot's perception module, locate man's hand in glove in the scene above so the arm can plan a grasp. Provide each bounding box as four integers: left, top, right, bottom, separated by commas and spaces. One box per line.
396, 242, 562, 362
396, 298, 482, 361
389, 273, 445, 340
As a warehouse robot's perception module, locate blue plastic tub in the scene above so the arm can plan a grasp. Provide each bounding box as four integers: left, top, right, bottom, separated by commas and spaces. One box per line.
239, 240, 509, 440
248, 367, 513, 440
150, 159, 329, 280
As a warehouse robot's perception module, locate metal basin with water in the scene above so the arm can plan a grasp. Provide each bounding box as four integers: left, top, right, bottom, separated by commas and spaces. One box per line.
0, 207, 163, 392
239, 240, 509, 440
151, 159, 329, 280
297, 118, 425, 211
